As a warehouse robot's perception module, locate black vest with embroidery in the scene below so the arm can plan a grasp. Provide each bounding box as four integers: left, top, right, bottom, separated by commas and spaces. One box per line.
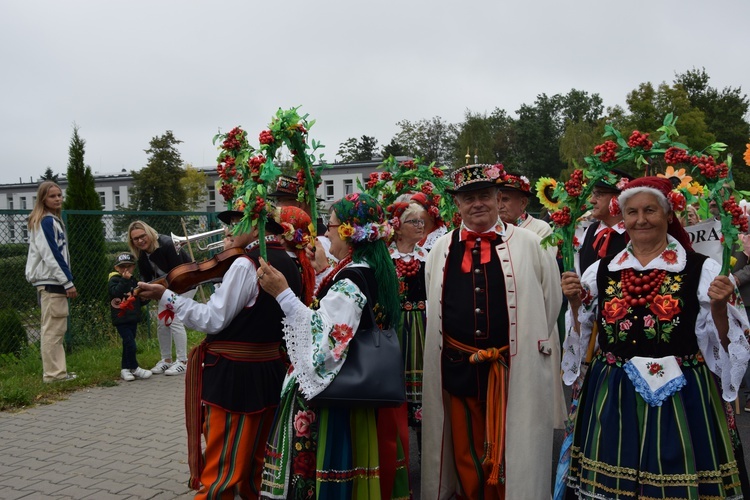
201, 241, 303, 414
441, 229, 509, 399
579, 221, 628, 275
595, 251, 706, 359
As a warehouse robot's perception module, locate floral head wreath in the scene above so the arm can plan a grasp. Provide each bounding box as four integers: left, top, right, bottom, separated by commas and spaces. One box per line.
386, 202, 410, 230
331, 193, 393, 244
496, 171, 532, 196
361, 157, 455, 228
278, 206, 313, 250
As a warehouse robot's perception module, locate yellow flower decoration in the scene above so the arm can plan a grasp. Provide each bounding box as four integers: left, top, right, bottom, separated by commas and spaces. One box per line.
605, 285, 615, 295
658, 166, 693, 190
744, 143, 750, 166
338, 223, 355, 240
687, 181, 703, 196
730, 256, 738, 268
535, 177, 559, 210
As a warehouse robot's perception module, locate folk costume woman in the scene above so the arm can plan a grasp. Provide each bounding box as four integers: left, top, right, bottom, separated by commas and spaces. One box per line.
278, 206, 316, 307
257, 193, 410, 499
388, 201, 428, 443
411, 191, 447, 251
561, 176, 750, 499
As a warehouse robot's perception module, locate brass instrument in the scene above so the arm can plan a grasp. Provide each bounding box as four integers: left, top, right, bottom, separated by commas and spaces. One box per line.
171, 228, 225, 253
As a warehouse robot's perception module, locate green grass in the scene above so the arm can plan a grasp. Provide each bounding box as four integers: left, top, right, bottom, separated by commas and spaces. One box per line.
0, 329, 204, 412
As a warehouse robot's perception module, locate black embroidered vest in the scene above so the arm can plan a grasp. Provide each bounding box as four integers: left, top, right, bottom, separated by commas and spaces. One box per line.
201, 242, 303, 413
441, 230, 509, 399
595, 251, 706, 359
579, 221, 628, 275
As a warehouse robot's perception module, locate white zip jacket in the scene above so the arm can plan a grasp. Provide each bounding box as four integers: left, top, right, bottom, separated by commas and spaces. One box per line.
25, 214, 74, 289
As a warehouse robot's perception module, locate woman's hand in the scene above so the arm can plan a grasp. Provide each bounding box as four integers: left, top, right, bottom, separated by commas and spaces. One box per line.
561, 271, 583, 309
708, 275, 734, 309
306, 240, 330, 274
137, 282, 166, 301
258, 257, 290, 298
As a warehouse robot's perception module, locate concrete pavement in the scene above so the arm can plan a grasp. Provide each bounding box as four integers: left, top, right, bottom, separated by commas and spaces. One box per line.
0, 372, 748, 499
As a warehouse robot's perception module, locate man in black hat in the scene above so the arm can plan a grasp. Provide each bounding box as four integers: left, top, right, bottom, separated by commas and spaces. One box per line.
421, 165, 563, 499
138, 209, 302, 498
269, 175, 337, 280
578, 169, 634, 274
496, 171, 552, 239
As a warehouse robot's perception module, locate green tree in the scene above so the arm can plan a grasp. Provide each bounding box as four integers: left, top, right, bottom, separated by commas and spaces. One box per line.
62, 125, 108, 304
180, 163, 208, 210
675, 68, 750, 189
453, 108, 517, 167
381, 138, 405, 158
40, 167, 58, 182
392, 116, 457, 164
131, 131, 187, 212
336, 136, 379, 162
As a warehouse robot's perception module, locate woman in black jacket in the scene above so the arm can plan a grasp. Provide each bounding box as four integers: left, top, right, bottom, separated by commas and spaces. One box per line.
127, 220, 195, 376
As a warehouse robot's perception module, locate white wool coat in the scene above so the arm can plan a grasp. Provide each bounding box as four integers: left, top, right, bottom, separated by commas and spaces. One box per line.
421, 223, 563, 499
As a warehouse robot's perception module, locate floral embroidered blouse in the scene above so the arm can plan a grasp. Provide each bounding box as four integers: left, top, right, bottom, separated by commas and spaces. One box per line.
562, 235, 750, 400
274, 263, 369, 399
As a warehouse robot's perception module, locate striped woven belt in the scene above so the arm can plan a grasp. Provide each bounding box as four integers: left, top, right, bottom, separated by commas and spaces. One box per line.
444, 335, 509, 486
185, 341, 281, 490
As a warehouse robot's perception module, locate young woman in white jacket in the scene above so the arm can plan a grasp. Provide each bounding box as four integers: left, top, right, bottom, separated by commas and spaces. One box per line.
25, 181, 78, 383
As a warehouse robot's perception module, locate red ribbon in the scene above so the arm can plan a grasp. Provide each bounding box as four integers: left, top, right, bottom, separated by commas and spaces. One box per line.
158, 307, 175, 326
460, 229, 498, 273
117, 296, 136, 318
593, 227, 615, 258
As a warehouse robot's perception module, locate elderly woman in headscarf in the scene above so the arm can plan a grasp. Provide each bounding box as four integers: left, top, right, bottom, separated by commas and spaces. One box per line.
560, 176, 750, 499
257, 193, 409, 499
388, 200, 428, 450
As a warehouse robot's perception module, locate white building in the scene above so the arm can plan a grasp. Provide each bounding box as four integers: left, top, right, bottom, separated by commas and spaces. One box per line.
0, 158, 406, 242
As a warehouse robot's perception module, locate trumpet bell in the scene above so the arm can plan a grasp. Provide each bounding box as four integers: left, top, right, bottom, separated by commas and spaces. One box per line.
171, 228, 226, 253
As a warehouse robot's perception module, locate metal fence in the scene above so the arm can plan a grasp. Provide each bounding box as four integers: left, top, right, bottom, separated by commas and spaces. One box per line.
0, 209, 223, 363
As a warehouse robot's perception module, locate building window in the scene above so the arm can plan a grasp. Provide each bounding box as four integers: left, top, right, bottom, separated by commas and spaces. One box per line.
344, 179, 354, 195
114, 191, 121, 207
9, 223, 15, 241
325, 180, 334, 201
97, 191, 106, 208
20, 197, 26, 210
208, 184, 216, 206
22, 227, 28, 242
8, 198, 13, 210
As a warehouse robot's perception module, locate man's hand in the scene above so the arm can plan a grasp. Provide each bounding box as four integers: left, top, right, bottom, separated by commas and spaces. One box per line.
137, 282, 167, 301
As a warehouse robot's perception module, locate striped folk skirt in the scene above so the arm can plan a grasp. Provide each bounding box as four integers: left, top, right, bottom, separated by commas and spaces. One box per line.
566, 356, 744, 499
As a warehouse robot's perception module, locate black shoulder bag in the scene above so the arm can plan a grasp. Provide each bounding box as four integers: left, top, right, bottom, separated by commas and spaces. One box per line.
309, 267, 406, 408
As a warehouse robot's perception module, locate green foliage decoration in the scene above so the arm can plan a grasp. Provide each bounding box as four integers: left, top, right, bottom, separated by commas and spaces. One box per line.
359, 156, 458, 228
544, 113, 742, 275
213, 107, 327, 259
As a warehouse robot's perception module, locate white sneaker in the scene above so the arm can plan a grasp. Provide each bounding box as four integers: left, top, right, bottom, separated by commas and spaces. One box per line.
121, 369, 135, 382
151, 359, 171, 374
131, 367, 152, 379
164, 360, 187, 376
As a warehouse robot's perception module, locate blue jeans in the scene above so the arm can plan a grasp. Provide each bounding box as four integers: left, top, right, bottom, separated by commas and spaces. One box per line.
116, 323, 138, 370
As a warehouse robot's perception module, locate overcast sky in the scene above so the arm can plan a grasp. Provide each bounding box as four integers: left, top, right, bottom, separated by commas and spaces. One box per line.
1, 0, 748, 186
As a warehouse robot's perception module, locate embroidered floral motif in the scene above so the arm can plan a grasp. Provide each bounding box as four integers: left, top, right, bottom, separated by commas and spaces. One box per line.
649, 294, 681, 321
643, 314, 655, 328
661, 249, 678, 264
602, 297, 629, 324
330, 323, 354, 361
647, 361, 665, 377
293, 410, 316, 438
617, 251, 629, 265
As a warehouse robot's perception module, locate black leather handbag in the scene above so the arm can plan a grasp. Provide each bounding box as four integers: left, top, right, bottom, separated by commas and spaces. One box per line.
309, 268, 406, 408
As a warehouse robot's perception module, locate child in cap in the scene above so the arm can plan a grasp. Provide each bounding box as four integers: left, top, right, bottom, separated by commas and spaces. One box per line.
108, 252, 152, 381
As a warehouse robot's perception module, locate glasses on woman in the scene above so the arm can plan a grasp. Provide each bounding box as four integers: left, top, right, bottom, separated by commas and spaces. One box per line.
131, 234, 148, 243
327, 223, 341, 232
403, 219, 425, 227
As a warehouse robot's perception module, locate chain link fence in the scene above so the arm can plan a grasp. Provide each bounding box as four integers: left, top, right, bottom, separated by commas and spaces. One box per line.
0, 209, 223, 365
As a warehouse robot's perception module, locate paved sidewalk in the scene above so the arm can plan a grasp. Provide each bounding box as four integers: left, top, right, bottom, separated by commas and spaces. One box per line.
0, 372, 748, 499
0, 374, 193, 500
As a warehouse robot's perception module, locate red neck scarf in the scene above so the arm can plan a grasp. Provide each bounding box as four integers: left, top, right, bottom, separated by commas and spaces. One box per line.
460, 229, 498, 273
593, 226, 615, 258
